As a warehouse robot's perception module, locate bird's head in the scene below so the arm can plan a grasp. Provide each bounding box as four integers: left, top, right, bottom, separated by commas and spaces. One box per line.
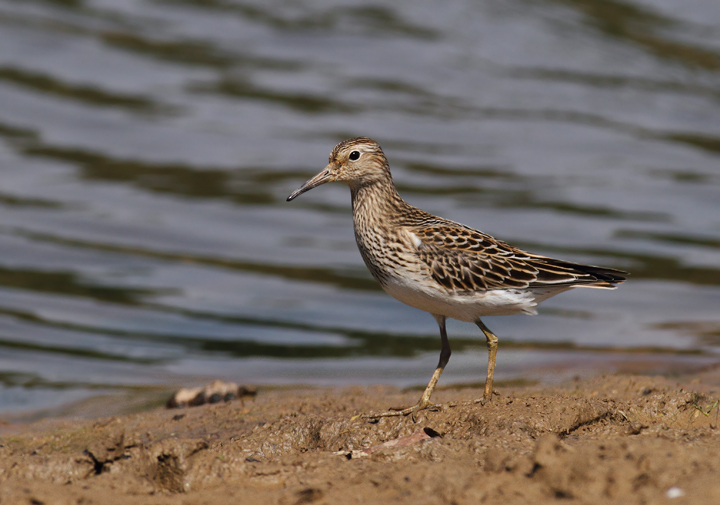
287, 137, 390, 201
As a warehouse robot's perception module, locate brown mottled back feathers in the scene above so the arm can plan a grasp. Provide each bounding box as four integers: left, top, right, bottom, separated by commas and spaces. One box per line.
388, 207, 626, 293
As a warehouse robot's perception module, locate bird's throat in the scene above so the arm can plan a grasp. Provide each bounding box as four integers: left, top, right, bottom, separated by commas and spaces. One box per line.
350, 179, 404, 222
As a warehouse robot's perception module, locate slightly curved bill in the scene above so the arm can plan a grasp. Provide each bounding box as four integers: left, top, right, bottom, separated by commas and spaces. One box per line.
286, 166, 332, 201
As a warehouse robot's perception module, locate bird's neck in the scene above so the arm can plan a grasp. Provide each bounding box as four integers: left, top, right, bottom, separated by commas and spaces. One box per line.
350, 177, 406, 222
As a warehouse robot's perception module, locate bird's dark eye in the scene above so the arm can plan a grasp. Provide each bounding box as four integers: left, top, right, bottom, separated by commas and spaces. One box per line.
349, 151, 360, 161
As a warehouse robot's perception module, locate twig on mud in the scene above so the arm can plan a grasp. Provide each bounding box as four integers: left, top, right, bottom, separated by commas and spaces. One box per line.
693, 399, 718, 417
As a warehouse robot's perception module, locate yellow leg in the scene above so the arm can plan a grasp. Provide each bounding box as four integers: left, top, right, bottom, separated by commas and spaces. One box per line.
476, 319, 498, 402
364, 315, 450, 419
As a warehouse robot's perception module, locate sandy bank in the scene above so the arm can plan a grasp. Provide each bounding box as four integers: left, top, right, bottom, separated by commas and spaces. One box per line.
2, 369, 720, 504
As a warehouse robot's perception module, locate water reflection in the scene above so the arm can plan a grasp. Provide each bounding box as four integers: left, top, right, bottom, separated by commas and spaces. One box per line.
0, 266, 154, 303
554, 0, 720, 70
0, 0, 719, 418
0, 67, 168, 112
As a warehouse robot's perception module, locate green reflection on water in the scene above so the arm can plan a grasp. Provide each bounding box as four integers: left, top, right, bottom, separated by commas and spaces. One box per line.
0, 67, 170, 113
653, 321, 720, 346
22, 144, 279, 205
0, 266, 159, 305
0, 193, 62, 208
189, 78, 358, 114
616, 230, 720, 249
0, 122, 38, 140
101, 31, 235, 68
552, 0, 720, 70
662, 133, 720, 154
19, 230, 380, 292
505, 67, 720, 100
0, 301, 707, 364
153, 0, 439, 38
0, 337, 159, 364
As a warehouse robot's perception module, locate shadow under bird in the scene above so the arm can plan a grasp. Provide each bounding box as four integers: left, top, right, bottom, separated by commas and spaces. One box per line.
287, 137, 627, 418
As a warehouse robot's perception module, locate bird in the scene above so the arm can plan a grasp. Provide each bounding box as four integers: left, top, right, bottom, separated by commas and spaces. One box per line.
287, 137, 627, 418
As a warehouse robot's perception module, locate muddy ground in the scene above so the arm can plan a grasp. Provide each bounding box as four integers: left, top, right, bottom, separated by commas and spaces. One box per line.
2, 368, 720, 505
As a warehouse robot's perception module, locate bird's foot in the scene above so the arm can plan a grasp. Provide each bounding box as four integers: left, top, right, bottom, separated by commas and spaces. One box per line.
467, 390, 498, 406
362, 398, 441, 422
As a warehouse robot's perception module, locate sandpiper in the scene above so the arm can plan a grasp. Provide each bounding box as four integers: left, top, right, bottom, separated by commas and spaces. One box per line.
287, 137, 626, 417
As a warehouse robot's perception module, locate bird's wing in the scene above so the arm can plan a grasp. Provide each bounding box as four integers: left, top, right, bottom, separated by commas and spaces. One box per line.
410, 224, 626, 292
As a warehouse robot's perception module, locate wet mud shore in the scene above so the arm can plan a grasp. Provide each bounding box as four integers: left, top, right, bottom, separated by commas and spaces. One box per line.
2, 369, 720, 505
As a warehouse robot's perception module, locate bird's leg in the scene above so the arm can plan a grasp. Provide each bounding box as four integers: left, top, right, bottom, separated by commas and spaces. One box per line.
476, 319, 498, 403
401, 316, 450, 412
363, 315, 450, 419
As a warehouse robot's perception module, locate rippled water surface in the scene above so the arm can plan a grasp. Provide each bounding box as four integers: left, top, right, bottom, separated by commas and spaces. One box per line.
1, 0, 719, 417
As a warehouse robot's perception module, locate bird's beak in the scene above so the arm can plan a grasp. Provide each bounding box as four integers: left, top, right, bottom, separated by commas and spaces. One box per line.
286, 164, 334, 202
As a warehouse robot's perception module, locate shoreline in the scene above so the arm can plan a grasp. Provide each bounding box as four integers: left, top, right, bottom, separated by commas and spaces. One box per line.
3, 344, 717, 426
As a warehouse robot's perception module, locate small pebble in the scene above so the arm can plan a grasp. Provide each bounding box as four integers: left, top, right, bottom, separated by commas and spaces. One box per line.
666, 487, 685, 499
167, 381, 257, 408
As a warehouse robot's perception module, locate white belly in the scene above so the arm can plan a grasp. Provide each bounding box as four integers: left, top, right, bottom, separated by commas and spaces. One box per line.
380, 275, 569, 322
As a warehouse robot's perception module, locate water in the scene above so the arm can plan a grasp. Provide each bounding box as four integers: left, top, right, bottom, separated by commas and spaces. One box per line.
0, 0, 719, 417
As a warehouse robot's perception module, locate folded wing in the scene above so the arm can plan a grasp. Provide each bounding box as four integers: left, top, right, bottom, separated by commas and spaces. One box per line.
411, 224, 627, 293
